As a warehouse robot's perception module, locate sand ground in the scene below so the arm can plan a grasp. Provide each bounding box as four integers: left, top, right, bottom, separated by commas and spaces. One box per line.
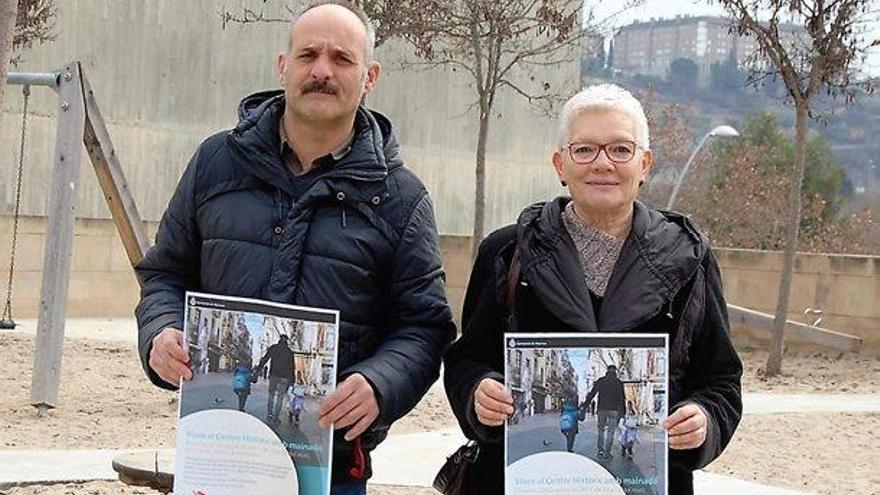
1, 333, 878, 494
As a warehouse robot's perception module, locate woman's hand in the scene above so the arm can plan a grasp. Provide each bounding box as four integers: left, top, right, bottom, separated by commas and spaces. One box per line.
663, 403, 709, 450
473, 378, 514, 426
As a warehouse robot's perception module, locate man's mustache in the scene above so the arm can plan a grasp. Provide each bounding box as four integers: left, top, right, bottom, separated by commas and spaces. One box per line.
302, 81, 338, 95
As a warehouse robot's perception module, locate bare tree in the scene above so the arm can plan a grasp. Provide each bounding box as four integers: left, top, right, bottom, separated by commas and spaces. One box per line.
714, 0, 878, 376
0, 0, 55, 110
0, 0, 17, 109
221, 0, 419, 48
388, 0, 593, 256
638, 95, 696, 203
11, 0, 55, 63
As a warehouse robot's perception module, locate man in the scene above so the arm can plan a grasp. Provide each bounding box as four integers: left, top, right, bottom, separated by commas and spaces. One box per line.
581, 365, 626, 459
255, 334, 295, 423
134, 2, 455, 493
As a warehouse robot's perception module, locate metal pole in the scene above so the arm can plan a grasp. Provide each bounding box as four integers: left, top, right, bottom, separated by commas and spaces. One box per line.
665, 131, 713, 211
6, 71, 61, 87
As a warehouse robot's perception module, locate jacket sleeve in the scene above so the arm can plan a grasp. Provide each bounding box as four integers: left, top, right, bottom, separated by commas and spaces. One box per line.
671, 248, 743, 471
134, 148, 203, 390
443, 232, 508, 444
582, 381, 599, 408
342, 193, 455, 427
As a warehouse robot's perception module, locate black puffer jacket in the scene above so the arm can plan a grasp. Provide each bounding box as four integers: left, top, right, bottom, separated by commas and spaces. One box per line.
256, 341, 295, 379
583, 372, 626, 413
135, 90, 455, 483
444, 197, 742, 495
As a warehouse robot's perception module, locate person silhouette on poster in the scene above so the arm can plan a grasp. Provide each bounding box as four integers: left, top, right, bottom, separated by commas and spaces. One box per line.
559, 376, 580, 452
232, 354, 254, 412
255, 334, 295, 423
582, 364, 626, 459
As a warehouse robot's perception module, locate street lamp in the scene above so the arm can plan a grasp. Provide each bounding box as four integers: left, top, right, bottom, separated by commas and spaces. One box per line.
665, 125, 739, 211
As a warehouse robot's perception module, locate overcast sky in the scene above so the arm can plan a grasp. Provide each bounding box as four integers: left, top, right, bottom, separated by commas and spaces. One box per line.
590, 0, 880, 77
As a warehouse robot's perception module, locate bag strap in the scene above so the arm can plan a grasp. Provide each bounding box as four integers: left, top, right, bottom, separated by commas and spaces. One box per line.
504, 246, 521, 332
505, 247, 521, 312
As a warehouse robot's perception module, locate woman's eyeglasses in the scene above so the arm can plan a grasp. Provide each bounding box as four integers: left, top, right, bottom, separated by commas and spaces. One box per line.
561, 141, 640, 164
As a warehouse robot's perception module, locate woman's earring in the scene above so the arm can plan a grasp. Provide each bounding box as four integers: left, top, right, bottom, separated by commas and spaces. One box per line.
638, 179, 645, 187
560, 180, 567, 187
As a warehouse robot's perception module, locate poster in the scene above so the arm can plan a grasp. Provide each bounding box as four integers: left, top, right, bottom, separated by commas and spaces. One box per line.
505, 333, 668, 495
174, 292, 338, 495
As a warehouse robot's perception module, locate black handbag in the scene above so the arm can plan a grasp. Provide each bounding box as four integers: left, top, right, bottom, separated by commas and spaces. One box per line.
432, 441, 479, 494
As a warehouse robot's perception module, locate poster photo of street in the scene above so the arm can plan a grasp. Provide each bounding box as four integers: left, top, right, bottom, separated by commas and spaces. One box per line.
505, 334, 668, 495
176, 292, 339, 495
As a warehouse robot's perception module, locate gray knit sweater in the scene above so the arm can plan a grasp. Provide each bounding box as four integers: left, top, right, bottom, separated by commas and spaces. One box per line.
561, 201, 625, 297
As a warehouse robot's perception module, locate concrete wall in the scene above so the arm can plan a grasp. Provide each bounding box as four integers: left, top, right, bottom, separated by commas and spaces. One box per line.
1, 0, 577, 236
715, 248, 880, 350
0, 215, 468, 321
2, 217, 877, 352
0, 215, 157, 318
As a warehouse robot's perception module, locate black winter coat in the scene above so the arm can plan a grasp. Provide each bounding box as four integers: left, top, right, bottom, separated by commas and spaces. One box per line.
444, 198, 742, 495
256, 341, 295, 379
583, 373, 626, 413
135, 91, 455, 483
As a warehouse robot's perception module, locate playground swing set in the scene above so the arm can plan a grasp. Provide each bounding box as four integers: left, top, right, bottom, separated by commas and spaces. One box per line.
2, 60, 149, 417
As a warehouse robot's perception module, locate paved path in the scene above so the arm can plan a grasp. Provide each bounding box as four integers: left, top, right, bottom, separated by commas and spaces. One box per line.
743, 392, 880, 414
0, 448, 152, 485
0, 433, 818, 494
371, 428, 820, 494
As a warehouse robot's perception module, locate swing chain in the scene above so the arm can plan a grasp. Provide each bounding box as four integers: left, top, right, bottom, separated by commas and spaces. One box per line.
1, 84, 31, 328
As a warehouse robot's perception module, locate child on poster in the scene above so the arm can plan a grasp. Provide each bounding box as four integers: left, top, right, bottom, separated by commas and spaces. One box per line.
619, 400, 640, 458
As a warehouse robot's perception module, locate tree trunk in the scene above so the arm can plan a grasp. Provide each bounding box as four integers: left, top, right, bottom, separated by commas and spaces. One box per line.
471, 102, 491, 260
0, 0, 17, 110
765, 102, 809, 377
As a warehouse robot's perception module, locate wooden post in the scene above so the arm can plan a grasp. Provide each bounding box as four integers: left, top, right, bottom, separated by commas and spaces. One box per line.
29, 62, 86, 414
81, 71, 150, 270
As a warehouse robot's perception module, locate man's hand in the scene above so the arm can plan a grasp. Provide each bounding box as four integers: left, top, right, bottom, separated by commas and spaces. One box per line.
149, 327, 192, 387
663, 403, 709, 450
473, 378, 514, 427
318, 373, 379, 441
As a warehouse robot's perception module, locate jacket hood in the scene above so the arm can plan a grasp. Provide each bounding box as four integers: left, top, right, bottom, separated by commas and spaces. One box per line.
228, 90, 403, 197
515, 197, 708, 333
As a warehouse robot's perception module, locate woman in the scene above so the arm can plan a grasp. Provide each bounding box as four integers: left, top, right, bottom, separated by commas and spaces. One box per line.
443, 84, 742, 494
232, 353, 253, 412
558, 378, 580, 453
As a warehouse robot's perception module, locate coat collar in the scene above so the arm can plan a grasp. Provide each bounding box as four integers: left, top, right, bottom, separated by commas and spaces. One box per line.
515, 197, 707, 333
226, 90, 402, 201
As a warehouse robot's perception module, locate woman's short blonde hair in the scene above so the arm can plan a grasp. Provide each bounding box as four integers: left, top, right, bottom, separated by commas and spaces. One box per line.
557, 84, 650, 150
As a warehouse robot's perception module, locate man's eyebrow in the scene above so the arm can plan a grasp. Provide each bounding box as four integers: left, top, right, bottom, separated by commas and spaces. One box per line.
332, 46, 356, 58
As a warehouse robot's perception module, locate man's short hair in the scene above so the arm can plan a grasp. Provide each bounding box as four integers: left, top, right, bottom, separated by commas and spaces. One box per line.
289, 0, 377, 62
557, 83, 650, 150
607, 364, 617, 373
